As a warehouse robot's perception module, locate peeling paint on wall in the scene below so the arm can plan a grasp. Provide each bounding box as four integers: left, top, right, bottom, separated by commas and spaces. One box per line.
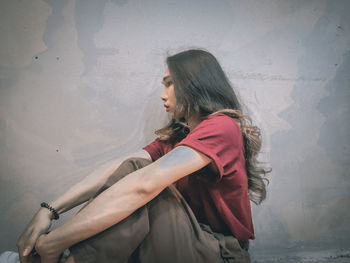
0, 0, 51, 68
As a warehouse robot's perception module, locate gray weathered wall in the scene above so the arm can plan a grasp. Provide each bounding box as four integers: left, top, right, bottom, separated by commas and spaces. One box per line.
1, 0, 349, 261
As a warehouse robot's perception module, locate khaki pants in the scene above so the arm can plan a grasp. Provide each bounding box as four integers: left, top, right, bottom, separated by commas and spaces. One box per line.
69, 158, 250, 263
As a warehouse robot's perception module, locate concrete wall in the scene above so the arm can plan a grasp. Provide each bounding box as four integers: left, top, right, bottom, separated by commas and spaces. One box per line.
0, 0, 349, 261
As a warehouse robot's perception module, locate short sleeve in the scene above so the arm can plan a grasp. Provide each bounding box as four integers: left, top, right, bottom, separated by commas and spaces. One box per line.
175, 113, 244, 179
142, 138, 169, 161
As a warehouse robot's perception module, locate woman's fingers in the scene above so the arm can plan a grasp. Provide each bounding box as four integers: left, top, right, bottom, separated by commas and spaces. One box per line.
34, 235, 62, 263
17, 229, 41, 263
17, 210, 53, 263
18, 250, 33, 263
17, 231, 31, 262
23, 234, 38, 256
19, 213, 52, 258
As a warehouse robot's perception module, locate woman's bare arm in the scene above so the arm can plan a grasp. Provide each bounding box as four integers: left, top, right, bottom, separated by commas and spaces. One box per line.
49, 149, 152, 215
17, 150, 151, 262
35, 146, 211, 262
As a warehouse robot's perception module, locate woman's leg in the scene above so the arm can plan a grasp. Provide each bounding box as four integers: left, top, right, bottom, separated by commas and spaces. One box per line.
67, 185, 222, 263
68, 157, 248, 263
129, 185, 222, 263
68, 158, 154, 263
67, 157, 222, 263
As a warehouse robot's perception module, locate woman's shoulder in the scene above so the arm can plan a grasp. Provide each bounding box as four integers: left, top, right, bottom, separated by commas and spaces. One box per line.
196, 112, 241, 135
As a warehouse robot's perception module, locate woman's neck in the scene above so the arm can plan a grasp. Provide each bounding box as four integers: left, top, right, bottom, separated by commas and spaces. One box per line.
187, 113, 201, 131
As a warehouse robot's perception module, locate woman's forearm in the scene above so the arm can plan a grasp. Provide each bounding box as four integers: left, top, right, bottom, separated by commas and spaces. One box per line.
48, 158, 123, 215
48, 148, 152, 215
39, 164, 159, 253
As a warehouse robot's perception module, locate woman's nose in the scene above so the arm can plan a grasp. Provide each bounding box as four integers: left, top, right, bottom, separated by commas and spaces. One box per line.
161, 88, 167, 101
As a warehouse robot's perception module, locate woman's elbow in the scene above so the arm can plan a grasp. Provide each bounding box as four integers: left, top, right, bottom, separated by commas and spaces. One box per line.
136, 167, 164, 197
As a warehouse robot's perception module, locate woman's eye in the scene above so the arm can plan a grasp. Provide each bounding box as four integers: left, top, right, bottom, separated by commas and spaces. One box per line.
166, 81, 173, 87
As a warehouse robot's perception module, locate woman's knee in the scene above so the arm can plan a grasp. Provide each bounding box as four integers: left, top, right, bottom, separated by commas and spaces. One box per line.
101, 157, 152, 191
120, 157, 153, 170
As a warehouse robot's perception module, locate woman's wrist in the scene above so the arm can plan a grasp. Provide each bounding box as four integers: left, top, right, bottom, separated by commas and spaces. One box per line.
40, 202, 60, 220
38, 206, 55, 221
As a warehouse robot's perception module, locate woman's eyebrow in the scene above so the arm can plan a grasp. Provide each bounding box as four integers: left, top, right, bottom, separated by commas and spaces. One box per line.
162, 75, 172, 84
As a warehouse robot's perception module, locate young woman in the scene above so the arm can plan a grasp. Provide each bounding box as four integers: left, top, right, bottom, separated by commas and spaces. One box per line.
15, 49, 268, 263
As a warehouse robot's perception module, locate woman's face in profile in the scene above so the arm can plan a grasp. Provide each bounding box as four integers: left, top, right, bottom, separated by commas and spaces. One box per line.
161, 68, 177, 118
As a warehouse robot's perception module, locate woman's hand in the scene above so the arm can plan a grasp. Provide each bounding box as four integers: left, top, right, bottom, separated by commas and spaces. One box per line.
16, 208, 52, 263
33, 234, 63, 263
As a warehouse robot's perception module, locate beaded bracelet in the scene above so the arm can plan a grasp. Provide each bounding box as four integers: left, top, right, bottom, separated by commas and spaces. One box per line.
40, 202, 60, 220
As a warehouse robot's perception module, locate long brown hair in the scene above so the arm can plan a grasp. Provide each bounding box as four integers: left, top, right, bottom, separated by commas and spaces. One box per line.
156, 49, 270, 204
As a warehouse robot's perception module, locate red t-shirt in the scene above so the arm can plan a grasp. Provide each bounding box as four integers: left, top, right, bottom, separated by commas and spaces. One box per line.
142, 113, 254, 241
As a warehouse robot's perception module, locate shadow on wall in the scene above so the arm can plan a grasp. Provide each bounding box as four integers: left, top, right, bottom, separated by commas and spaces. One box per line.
317, 50, 350, 165
251, 1, 350, 261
